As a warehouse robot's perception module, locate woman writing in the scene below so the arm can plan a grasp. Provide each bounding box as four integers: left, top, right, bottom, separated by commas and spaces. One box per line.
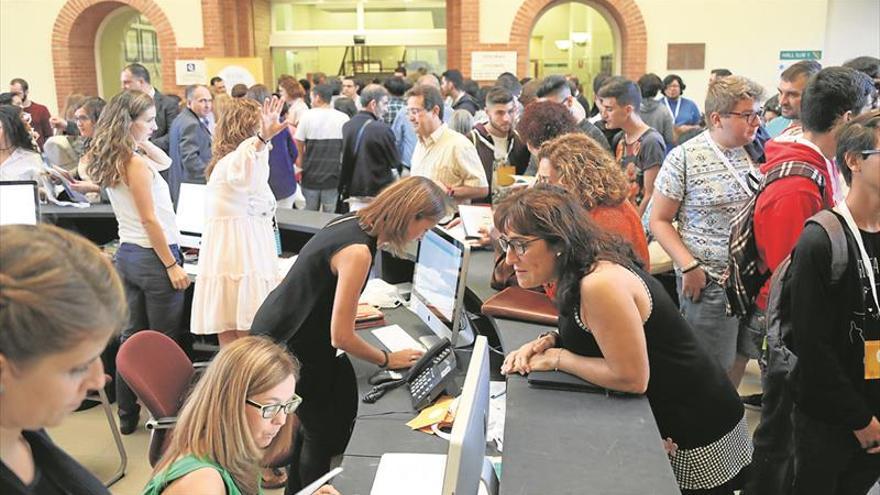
0, 224, 128, 494
251, 176, 450, 491
87, 89, 191, 434
499, 186, 750, 494
143, 336, 338, 495
190, 96, 286, 347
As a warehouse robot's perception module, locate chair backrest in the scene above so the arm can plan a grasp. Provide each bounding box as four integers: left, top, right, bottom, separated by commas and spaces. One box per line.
117, 331, 195, 420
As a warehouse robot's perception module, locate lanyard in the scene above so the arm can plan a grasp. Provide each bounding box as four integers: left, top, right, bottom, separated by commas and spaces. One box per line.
664, 97, 681, 120
835, 200, 880, 314
704, 133, 756, 195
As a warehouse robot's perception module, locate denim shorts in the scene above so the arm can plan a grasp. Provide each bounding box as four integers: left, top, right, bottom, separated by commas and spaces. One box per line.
677, 278, 753, 371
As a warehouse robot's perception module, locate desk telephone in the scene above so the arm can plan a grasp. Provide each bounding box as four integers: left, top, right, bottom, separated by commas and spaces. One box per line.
362, 338, 457, 410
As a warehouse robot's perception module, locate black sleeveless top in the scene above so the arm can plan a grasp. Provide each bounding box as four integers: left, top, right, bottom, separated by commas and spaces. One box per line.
251, 214, 377, 372
557, 266, 744, 449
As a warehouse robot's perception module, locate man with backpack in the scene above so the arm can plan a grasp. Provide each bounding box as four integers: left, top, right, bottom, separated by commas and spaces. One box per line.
786, 110, 880, 494
728, 67, 877, 494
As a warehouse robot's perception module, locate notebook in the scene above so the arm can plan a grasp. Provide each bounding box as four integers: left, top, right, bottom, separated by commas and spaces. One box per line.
527, 370, 606, 394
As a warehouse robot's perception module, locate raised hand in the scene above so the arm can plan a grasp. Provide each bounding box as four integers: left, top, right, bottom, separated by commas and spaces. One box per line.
260, 96, 288, 141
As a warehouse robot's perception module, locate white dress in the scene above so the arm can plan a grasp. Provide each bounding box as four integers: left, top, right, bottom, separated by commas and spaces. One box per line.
190, 137, 281, 335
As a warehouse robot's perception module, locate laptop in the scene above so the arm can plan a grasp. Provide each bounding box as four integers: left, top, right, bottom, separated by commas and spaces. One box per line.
0, 180, 40, 225
527, 370, 608, 394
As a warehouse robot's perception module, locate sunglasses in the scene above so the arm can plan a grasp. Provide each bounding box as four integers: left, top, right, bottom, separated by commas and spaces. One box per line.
246, 394, 302, 419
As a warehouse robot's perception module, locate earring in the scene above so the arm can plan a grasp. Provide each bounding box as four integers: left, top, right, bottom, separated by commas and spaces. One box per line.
556, 252, 562, 257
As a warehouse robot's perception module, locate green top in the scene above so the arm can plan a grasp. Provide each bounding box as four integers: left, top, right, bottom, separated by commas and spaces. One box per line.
142, 454, 256, 495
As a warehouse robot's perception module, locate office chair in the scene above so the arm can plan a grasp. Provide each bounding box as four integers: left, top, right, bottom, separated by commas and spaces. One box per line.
83, 374, 127, 486
116, 331, 198, 466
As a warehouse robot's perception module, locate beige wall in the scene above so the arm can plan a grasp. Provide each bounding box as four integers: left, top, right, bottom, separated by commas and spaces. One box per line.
478, 0, 878, 108
0, 0, 202, 115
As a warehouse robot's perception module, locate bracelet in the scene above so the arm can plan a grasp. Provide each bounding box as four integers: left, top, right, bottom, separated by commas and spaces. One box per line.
256, 133, 269, 145
164, 259, 177, 270
680, 260, 700, 274
554, 349, 562, 372
378, 349, 389, 369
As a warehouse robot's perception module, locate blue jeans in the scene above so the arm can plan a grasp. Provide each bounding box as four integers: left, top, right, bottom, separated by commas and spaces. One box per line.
114, 243, 185, 419
301, 187, 338, 213
677, 278, 740, 371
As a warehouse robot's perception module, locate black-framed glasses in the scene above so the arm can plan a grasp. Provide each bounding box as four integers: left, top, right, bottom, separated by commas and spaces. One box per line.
246, 394, 302, 419
723, 110, 762, 124
860, 149, 880, 158
498, 236, 541, 256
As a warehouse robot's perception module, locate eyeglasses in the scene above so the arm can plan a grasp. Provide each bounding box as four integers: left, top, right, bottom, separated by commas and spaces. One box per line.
498, 236, 541, 256
861, 149, 880, 158
246, 394, 302, 419
723, 110, 762, 125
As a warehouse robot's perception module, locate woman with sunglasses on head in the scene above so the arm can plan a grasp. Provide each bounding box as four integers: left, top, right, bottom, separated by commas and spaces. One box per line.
499, 186, 751, 495
143, 336, 338, 495
251, 176, 450, 491
1, 224, 127, 495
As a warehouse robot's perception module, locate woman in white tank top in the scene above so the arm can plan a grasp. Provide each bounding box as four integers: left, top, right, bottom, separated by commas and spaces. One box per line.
85, 90, 190, 434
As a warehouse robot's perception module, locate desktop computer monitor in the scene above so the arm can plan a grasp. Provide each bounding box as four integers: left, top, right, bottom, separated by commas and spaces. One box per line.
176, 182, 206, 249
442, 335, 496, 495
369, 335, 498, 495
0, 180, 40, 226
411, 227, 472, 346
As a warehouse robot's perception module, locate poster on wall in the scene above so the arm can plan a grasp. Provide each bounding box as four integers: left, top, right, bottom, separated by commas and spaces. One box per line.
205, 58, 264, 94
175, 60, 207, 86
471, 52, 518, 81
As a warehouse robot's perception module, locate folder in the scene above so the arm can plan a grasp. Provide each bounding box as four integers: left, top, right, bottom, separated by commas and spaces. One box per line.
480, 287, 558, 326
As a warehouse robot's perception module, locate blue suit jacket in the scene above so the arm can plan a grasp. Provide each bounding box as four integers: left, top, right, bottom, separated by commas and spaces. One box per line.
168, 108, 212, 206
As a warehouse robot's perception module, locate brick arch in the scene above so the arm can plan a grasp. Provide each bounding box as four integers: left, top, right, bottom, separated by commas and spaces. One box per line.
52, 0, 178, 111
509, 0, 647, 80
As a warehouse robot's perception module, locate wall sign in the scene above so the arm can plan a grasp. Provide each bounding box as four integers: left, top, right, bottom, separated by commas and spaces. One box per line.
471, 52, 518, 81
175, 60, 207, 85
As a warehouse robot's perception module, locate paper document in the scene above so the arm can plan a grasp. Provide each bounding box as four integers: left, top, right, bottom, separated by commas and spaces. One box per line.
294, 467, 343, 495
370, 453, 446, 495
458, 204, 493, 239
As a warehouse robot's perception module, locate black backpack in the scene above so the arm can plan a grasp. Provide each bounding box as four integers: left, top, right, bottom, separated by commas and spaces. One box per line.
748, 209, 848, 495
723, 161, 826, 318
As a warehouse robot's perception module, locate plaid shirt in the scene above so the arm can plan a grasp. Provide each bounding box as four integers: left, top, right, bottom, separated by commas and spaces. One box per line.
383, 96, 406, 125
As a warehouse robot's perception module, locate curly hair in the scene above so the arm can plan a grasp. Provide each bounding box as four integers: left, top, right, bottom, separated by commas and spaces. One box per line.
515, 100, 577, 148
537, 133, 629, 209
86, 90, 154, 187
493, 184, 642, 311
0, 105, 38, 154
205, 98, 261, 179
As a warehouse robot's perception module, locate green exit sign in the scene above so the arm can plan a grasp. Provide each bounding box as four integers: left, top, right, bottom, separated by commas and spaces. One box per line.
780, 50, 822, 60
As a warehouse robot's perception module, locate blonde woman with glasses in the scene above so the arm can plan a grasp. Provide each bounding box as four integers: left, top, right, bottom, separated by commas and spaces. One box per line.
143, 336, 338, 495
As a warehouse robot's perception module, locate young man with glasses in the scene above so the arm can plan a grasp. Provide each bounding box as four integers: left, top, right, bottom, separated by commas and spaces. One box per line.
650, 75, 765, 386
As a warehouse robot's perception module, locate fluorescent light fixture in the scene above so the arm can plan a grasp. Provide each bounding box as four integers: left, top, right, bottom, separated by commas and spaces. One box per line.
571, 32, 591, 45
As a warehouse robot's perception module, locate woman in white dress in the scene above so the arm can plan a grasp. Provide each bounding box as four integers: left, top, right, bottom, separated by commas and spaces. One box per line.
190, 96, 288, 346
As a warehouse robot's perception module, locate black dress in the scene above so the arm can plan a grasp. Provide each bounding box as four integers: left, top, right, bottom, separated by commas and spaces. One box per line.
0, 429, 110, 495
251, 214, 376, 489
557, 266, 751, 490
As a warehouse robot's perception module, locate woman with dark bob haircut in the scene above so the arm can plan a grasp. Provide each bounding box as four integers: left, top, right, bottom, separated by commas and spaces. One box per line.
498, 185, 751, 494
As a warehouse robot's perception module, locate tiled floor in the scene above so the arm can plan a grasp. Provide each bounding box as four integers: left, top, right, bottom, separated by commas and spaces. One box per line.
49, 362, 764, 495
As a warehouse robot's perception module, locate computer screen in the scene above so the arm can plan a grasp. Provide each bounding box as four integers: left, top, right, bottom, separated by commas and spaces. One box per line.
0, 181, 39, 226
176, 182, 206, 249
442, 335, 496, 495
411, 227, 471, 345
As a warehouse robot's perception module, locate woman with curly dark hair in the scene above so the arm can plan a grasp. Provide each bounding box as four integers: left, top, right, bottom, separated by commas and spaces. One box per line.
515, 100, 578, 153
499, 185, 751, 495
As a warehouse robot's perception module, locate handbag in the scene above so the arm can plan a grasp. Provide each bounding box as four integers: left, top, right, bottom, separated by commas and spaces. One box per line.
481, 286, 559, 325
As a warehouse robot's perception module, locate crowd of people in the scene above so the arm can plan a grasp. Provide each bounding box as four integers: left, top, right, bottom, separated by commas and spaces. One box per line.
1, 54, 879, 495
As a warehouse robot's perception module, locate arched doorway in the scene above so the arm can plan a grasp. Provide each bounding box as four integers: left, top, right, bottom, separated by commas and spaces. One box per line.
95, 7, 163, 98
509, 0, 646, 81
529, 1, 617, 86
51, 0, 176, 111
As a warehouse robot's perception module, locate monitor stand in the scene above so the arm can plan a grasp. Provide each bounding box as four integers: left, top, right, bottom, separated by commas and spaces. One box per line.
452, 313, 476, 349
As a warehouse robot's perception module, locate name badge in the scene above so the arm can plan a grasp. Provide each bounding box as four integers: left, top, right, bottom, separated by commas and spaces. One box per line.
865, 340, 880, 380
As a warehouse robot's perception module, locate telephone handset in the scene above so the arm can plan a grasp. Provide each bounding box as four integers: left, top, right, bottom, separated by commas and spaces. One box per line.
361, 338, 457, 410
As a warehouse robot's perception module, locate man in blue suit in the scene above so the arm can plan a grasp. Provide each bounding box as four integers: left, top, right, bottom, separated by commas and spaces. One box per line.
168, 84, 213, 206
